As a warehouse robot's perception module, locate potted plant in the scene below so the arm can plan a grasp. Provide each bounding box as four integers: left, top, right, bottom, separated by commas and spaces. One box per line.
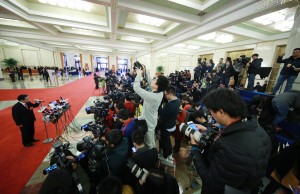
155, 65, 164, 76
2, 58, 18, 68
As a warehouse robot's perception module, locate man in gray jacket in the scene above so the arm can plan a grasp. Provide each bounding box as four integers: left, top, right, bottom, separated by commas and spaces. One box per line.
272, 90, 300, 125
134, 68, 169, 149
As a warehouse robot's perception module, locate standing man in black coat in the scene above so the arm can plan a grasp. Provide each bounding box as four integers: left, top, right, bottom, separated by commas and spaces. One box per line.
247, 54, 262, 91
190, 88, 272, 194
158, 86, 180, 162
12, 94, 40, 147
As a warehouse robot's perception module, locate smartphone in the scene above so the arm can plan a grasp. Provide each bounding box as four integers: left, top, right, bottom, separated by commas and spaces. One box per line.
187, 121, 198, 130
43, 163, 58, 175
132, 147, 136, 153
76, 152, 87, 162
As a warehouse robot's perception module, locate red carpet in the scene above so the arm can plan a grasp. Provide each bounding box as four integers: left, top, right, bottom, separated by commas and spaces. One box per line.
0, 76, 95, 194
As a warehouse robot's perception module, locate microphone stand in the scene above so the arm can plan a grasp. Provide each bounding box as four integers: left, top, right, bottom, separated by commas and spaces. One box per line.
39, 101, 53, 144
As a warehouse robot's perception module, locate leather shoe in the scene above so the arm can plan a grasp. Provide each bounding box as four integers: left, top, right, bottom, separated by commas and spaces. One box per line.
24, 143, 33, 147
31, 139, 40, 142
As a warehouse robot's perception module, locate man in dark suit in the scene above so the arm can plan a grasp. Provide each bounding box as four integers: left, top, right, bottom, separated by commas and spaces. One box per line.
12, 94, 40, 147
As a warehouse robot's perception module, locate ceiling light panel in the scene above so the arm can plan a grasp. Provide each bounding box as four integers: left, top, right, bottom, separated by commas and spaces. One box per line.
253, 11, 285, 25
121, 36, 153, 43
136, 14, 165, 27
173, 43, 186, 48
186, 45, 200, 50
197, 32, 216, 40
197, 32, 234, 43
38, 0, 92, 12
215, 34, 233, 43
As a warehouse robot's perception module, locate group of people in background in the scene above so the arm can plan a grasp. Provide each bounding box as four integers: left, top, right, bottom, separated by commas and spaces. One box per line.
193, 47, 300, 95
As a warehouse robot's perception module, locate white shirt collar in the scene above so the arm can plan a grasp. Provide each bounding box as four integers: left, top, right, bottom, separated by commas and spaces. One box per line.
19, 101, 26, 107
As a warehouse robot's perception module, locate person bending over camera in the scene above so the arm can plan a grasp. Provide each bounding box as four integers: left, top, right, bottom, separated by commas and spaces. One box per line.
192, 110, 212, 128
97, 176, 134, 194
136, 169, 179, 194
118, 109, 136, 146
131, 129, 158, 170
190, 88, 272, 194
40, 151, 91, 194
102, 129, 129, 177
134, 68, 169, 149
124, 95, 135, 117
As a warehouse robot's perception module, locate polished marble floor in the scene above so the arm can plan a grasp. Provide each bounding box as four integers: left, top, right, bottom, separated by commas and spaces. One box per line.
0, 74, 82, 89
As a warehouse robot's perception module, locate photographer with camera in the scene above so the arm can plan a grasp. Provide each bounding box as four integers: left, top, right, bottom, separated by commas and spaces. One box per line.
247, 54, 262, 91
102, 129, 129, 177
207, 70, 220, 91
133, 66, 169, 149
117, 109, 136, 145
126, 160, 179, 194
94, 73, 100, 89
233, 57, 244, 88
220, 61, 235, 88
194, 62, 201, 82
124, 95, 135, 117
40, 142, 91, 194
106, 72, 118, 94
189, 88, 272, 194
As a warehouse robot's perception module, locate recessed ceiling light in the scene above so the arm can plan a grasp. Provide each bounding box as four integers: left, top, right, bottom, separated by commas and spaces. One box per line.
274, 20, 294, 31
253, 11, 286, 25
173, 43, 185, 48
38, 0, 92, 12
187, 45, 200, 50
215, 34, 233, 43
197, 32, 216, 40
137, 15, 165, 27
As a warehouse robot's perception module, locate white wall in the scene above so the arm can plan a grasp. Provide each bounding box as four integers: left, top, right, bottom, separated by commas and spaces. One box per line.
137, 53, 198, 78
0, 45, 57, 67
40, 49, 55, 67
82, 54, 91, 70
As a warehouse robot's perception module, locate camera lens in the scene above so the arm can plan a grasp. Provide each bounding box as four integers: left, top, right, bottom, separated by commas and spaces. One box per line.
179, 123, 201, 142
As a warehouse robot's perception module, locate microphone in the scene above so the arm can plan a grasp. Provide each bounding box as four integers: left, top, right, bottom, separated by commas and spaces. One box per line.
35, 99, 44, 102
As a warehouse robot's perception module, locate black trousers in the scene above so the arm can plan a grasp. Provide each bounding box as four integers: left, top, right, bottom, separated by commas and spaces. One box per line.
20, 122, 35, 145
161, 128, 175, 158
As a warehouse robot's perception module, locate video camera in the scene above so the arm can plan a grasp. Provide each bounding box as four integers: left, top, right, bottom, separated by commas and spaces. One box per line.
81, 121, 108, 138
85, 99, 110, 120
240, 55, 251, 66
43, 140, 87, 175
103, 91, 125, 103
179, 122, 217, 153
76, 136, 107, 172
133, 61, 143, 70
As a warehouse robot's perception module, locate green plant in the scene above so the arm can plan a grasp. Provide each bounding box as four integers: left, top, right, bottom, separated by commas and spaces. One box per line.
156, 65, 164, 73
2, 58, 18, 68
